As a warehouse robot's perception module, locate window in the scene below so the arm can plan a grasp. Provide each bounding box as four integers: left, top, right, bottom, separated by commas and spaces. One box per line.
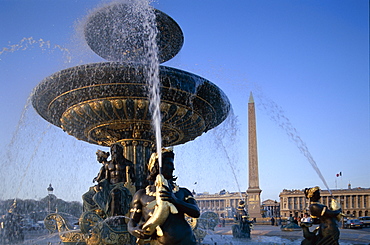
352, 196, 355, 208
364, 195, 367, 208
358, 196, 362, 208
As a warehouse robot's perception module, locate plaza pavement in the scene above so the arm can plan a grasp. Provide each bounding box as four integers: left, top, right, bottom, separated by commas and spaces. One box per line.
21, 225, 370, 244
202, 224, 370, 245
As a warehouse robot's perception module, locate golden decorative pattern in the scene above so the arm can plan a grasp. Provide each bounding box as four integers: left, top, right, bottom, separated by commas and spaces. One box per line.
60, 98, 206, 147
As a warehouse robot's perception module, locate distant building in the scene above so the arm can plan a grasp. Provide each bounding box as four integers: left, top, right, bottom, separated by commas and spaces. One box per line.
196, 186, 370, 220
279, 186, 370, 218
261, 199, 280, 218
195, 191, 246, 218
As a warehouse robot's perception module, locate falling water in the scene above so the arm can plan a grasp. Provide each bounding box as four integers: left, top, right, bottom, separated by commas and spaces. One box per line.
0, 37, 73, 201
1, 36, 71, 198
211, 111, 244, 200
14, 124, 51, 198
1, 97, 34, 201
255, 90, 332, 195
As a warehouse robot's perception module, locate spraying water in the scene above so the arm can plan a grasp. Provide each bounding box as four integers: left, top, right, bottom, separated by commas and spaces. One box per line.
255, 90, 332, 195
211, 111, 244, 200
138, 0, 162, 170
0, 37, 72, 63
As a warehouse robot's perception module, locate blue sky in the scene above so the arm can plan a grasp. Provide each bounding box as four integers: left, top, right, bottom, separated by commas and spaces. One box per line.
0, 0, 368, 203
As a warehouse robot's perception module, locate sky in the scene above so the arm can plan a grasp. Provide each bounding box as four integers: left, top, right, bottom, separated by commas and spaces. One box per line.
0, 0, 369, 203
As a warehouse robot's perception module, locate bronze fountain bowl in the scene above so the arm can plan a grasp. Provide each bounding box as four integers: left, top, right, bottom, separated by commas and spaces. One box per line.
32, 62, 230, 147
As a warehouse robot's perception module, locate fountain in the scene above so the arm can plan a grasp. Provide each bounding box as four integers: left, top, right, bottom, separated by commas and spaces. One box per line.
31, 1, 230, 244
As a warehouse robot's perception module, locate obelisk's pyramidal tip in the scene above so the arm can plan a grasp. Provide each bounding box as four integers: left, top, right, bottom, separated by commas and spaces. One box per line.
249, 92, 254, 103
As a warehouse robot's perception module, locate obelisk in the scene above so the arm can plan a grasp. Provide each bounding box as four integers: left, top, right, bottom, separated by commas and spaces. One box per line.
246, 92, 262, 219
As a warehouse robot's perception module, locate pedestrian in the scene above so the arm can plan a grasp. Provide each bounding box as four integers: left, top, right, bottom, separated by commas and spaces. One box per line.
301, 213, 312, 223
271, 217, 275, 226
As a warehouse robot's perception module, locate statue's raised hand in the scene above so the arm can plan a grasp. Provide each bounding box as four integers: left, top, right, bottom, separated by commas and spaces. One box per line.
159, 185, 178, 204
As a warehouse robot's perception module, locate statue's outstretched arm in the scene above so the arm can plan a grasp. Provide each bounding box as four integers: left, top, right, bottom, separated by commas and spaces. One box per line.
311, 204, 342, 218
324, 207, 342, 218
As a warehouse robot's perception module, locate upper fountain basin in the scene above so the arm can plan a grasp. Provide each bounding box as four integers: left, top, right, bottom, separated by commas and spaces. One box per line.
84, 2, 184, 64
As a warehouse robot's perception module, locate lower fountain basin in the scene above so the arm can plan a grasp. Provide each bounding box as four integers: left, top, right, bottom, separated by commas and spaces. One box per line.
32, 63, 230, 146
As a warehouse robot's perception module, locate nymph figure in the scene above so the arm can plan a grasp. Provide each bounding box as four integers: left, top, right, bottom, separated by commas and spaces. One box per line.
82, 143, 134, 218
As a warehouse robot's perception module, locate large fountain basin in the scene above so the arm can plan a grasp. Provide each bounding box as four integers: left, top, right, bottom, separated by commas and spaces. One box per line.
32, 63, 230, 146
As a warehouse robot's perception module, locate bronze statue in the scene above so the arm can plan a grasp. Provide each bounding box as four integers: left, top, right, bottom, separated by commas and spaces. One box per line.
128, 149, 200, 245
301, 186, 342, 245
82, 143, 135, 218
93, 150, 110, 183
232, 200, 252, 238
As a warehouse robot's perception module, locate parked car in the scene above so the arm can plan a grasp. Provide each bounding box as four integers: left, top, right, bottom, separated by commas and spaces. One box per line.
359, 216, 370, 227
344, 219, 363, 229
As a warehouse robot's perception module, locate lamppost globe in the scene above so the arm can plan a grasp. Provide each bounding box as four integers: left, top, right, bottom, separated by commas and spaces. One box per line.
47, 183, 54, 195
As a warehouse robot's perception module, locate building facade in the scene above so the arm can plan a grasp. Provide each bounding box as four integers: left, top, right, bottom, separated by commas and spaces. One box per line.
279, 187, 370, 218
261, 199, 280, 218
195, 191, 246, 218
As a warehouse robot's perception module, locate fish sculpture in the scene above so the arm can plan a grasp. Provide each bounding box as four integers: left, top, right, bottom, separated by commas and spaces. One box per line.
142, 173, 178, 237
330, 198, 346, 221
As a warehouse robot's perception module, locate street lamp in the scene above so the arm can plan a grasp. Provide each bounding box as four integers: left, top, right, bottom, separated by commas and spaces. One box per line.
340, 196, 345, 228
47, 183, 54, 214
275, 200, 280, 226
